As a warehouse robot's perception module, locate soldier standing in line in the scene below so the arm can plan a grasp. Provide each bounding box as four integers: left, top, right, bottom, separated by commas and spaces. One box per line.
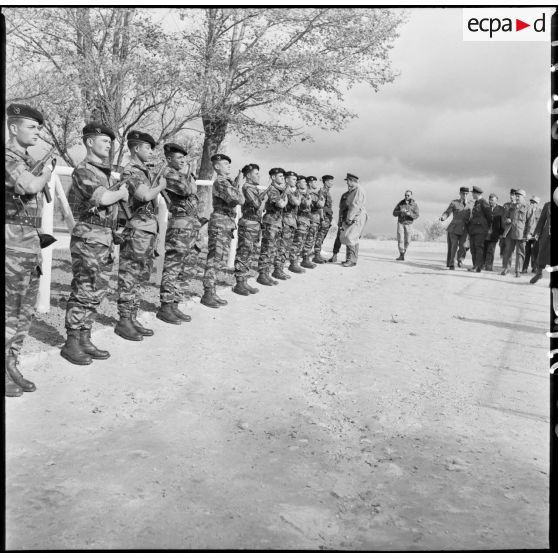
301, 176, 325, 269
273, 170, 300, 280
60, 123, 129, 366
501, 188, 535, 277
313, 175, 334, 264
232, 163, 266, 296
115, 130, 166, 340
327, 182, 351, 263
201, 154, 244, 308
257, 168, 288, 285
289, 176, 311, 273
392, 189, 420, 261
522, 195, 541, 274
5, 104, 53, 396
439, 187, 473, 270
156, 143, 198, 324
500, 188, 517, 263
467, 186, 492, 273
483, 193, 504, 272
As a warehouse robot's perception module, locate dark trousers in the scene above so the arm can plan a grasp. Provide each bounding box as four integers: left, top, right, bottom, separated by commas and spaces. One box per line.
448, 232, 467, 267
469, 232, 486, 270
483, 240, 498, 271
523, 238, 539, 272
332, 228, 342, 255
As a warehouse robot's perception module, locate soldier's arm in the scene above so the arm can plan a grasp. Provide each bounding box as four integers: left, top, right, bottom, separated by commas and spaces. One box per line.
439, 202, 454, 221
346, 188, 365, 223
214, 177, 243, 205
243, 185, 262, 209
6, 156, 52, 195
130, 170, 166, 202
411, 202, 419, 219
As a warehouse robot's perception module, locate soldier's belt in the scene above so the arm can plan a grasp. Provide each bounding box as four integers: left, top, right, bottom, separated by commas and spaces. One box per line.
5, 214, 42, 228
79, 215, 115, 228
213, 208, 237, 218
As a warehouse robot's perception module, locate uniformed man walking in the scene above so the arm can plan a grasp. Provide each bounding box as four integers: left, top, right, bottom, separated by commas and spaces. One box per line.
483, 193, 504, 272
201, 154, 244, 308
60, 122, 129, 365
500, 188, 517, 263
301, 176, 324, 269
439, 187, 473, 270
289, 176, 312, 273
274, 170, 300, 278
522, 195, 541, 274
530, 200, 550, 284
467, 186, 492, 273
5, 104, 53, 396
392, 189, 419, 261
313, 175, 334, 264
156, 143, 198, 324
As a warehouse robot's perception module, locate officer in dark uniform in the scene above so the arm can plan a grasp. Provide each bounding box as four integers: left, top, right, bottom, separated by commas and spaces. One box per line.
467, 186, 492, 272
439, 187, 473, 269
483, 193, 504, 271
313, 175, 334, 264
328, 183, 351, 263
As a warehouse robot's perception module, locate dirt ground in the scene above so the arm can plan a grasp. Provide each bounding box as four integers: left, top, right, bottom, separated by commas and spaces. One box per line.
5, 238, 549, 550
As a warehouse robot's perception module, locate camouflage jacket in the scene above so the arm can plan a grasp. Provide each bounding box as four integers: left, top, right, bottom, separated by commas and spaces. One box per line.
121, 162, 158, 233
212, 176, 244, 227
308, 189, 325, 223
322, 188, 334, 219
262, 184, 287, 225
164, 167, 199, 228
297, 191, 312, 222
283, 188, 301, 228
240, 183, 266, 223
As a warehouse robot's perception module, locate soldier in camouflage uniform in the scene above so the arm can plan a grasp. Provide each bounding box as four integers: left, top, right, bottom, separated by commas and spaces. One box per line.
60, 122, 129, 366
257, 168, 288, 286
156, 143, 199, 324
116, 130, 167, 340
274, 170, 300, 278
289, 176, 312, 273
301, 176, 325, 269
233, 163, 266, 296
201, 154, 244, 308
313, 174, 334, 264
5, 104, 53, 397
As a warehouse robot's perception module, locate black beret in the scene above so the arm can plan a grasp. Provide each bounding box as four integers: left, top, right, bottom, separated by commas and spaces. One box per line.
344, 173, 359, 181
7, 103, 44, 125
269, 167, 285, 176
127, 130, 156, 149
242, 163, 259, 175
459, 187, 470, 193
306, 175, 317, 182
82, 121, 115, 141
284, 171, 298, 178
472, 185, 483, 194
297, 175, 307, 182
510, 188, 517, 194
322, 175, 334, 181
211, 153, 231, 164
164, 143, 188, 156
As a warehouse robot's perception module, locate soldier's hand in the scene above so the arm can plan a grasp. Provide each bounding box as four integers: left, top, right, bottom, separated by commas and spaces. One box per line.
119, 184, 130, 202
41, 166, 53, 181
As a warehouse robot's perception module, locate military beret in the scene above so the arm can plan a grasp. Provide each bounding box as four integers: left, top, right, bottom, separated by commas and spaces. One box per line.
306, 175, 317, 182
530, 195, 540, 203
297, 175, 307, 182
7, 103, 44, 125
516, 188, 526, 196
211, 153, 231, 164
242, 163, 259, 175
472, 186, 483, 194
82, 121, 115, 141
269, 167, 285, 176
344, 173, 359, 181
284, 171, 297, 178
164, 143, 187, 156
127, 130, 156, 149
510, 188, 517, 194
459, 187, 470, 193
322, 175, 334, 181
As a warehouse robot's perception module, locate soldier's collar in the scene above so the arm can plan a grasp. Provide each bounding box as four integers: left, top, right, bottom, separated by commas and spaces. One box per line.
5, 141, 29, 159
85, 156, 112, 171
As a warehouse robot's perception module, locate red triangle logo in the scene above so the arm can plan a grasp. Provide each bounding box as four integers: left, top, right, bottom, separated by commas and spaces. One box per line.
516, 19, 530, 31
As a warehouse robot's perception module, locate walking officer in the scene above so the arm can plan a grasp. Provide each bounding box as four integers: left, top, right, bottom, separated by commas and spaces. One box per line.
439, 187, 472, 269
313, 175, 334, 264
274, 170, 300, 279
467, 186, 492, 272
483, 193, 504, 271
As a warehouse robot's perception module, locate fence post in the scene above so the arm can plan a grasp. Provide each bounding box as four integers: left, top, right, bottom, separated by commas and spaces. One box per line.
36, 174, 56, 313
154, 194, 169, 285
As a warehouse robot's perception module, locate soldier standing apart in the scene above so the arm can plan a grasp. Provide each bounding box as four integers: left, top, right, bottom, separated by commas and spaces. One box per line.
313, 175, 334, 264
289, 176, 312, 273
274, 170, 300, 278
201, 154, 244, 308
232, 163, 265, 296
439, 187, 472, 270
5, 104, 52, 396
257, 168, 288, 285
483, 193, 504, 272
156, 143, 198, 324
327, 183, 351, 263
60, 123, 128, 365
501, 188, 534, 277
392, 189, 419, 261
530, 200, 550, 284
115, 130, 166, 340
522, 195, 541, 274
340, 173, 366, 267
467, 186, 492, 273
500, 188, 517, 263
301, 176, 325, 269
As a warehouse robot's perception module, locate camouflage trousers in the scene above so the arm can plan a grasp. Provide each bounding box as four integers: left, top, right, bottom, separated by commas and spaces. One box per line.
160, 225, 199, 303
275, 223, 296, 269
314, 216, 332, 256
117, 228, 156, 315
234, 219, 261, 280
203, 215, 234, 290
302, 219, 320, 257
65, 235, 114, 331
258, 221, 283, 274
290, 219, 310, 262
5, 249, 41, 357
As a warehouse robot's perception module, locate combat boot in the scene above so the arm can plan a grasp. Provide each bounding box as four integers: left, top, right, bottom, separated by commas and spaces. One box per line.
301, 256, 316, 269
171, 303, 192, 322
268, 273, 279, 285
272, 267, 289, 280
114, 314, 144, 341
327, 254, 337, 263
530, 270, 543, 284
245, 281, 259, 294
257, 272, 275, 286
289, 260, 305, 274
313, 254, 326, 264
156, 302, 182, 325
396, 252, 405, 261
5, 371, 23, 397
232, 279, 251, 296
61, 330, 93, 365
6, 355, 36, 392
201, 287, 221, 308
79, 329, 110, 360
213, 289, 228, 306
131, 309, 154, 336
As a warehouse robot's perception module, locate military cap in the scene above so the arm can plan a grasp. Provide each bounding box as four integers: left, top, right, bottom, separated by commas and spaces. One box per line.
284, 170, 297, 178
459, 186, 470, 193
164, 143, 187, 156
7, 103, 44, 125
516, 188, 526, 197
322, 175, 334, 181
472, 186, 483, 194
82, 121, 115, 141
530, 195, 540, 203
306, 175, 317, 182
127, 130, 156, 149
509, 188, 517, 194
344, 173, 359, 181
211, 153, 231, 164
297, 175, 307, 182
242, 163, 259, 175
269, 167, 285, 176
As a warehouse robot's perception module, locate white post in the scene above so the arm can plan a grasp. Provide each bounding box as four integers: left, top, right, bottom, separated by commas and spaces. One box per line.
53, 170, 76, 232
36, 174, 56, 313
154, 193, 169, 285
227, 203, 241, 270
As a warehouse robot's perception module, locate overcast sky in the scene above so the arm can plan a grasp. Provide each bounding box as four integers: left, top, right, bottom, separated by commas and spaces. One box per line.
224, 8, 549, 235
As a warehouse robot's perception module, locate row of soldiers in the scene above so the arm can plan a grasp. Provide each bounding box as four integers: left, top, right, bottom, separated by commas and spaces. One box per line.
5, 104, 361, 397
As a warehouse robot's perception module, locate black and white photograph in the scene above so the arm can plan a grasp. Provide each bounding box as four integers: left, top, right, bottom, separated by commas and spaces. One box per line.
3, 3, 556, 551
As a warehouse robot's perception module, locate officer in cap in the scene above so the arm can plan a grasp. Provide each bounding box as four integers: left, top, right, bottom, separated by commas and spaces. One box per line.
439, 186, 473, 270
500, 188, 517, 263
289, 175, 312, 273
313, 175, 334, 264
467, 185, 492, 272
5, 104, 53, 396
60, 122, 129, 365
115, 130, 166, 340
201, 154, 244, 308
483, 193, 505, 272
340, 173, 366, 267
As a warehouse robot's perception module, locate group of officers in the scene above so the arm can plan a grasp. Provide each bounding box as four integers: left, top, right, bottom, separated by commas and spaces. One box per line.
5, 104, 365, 397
